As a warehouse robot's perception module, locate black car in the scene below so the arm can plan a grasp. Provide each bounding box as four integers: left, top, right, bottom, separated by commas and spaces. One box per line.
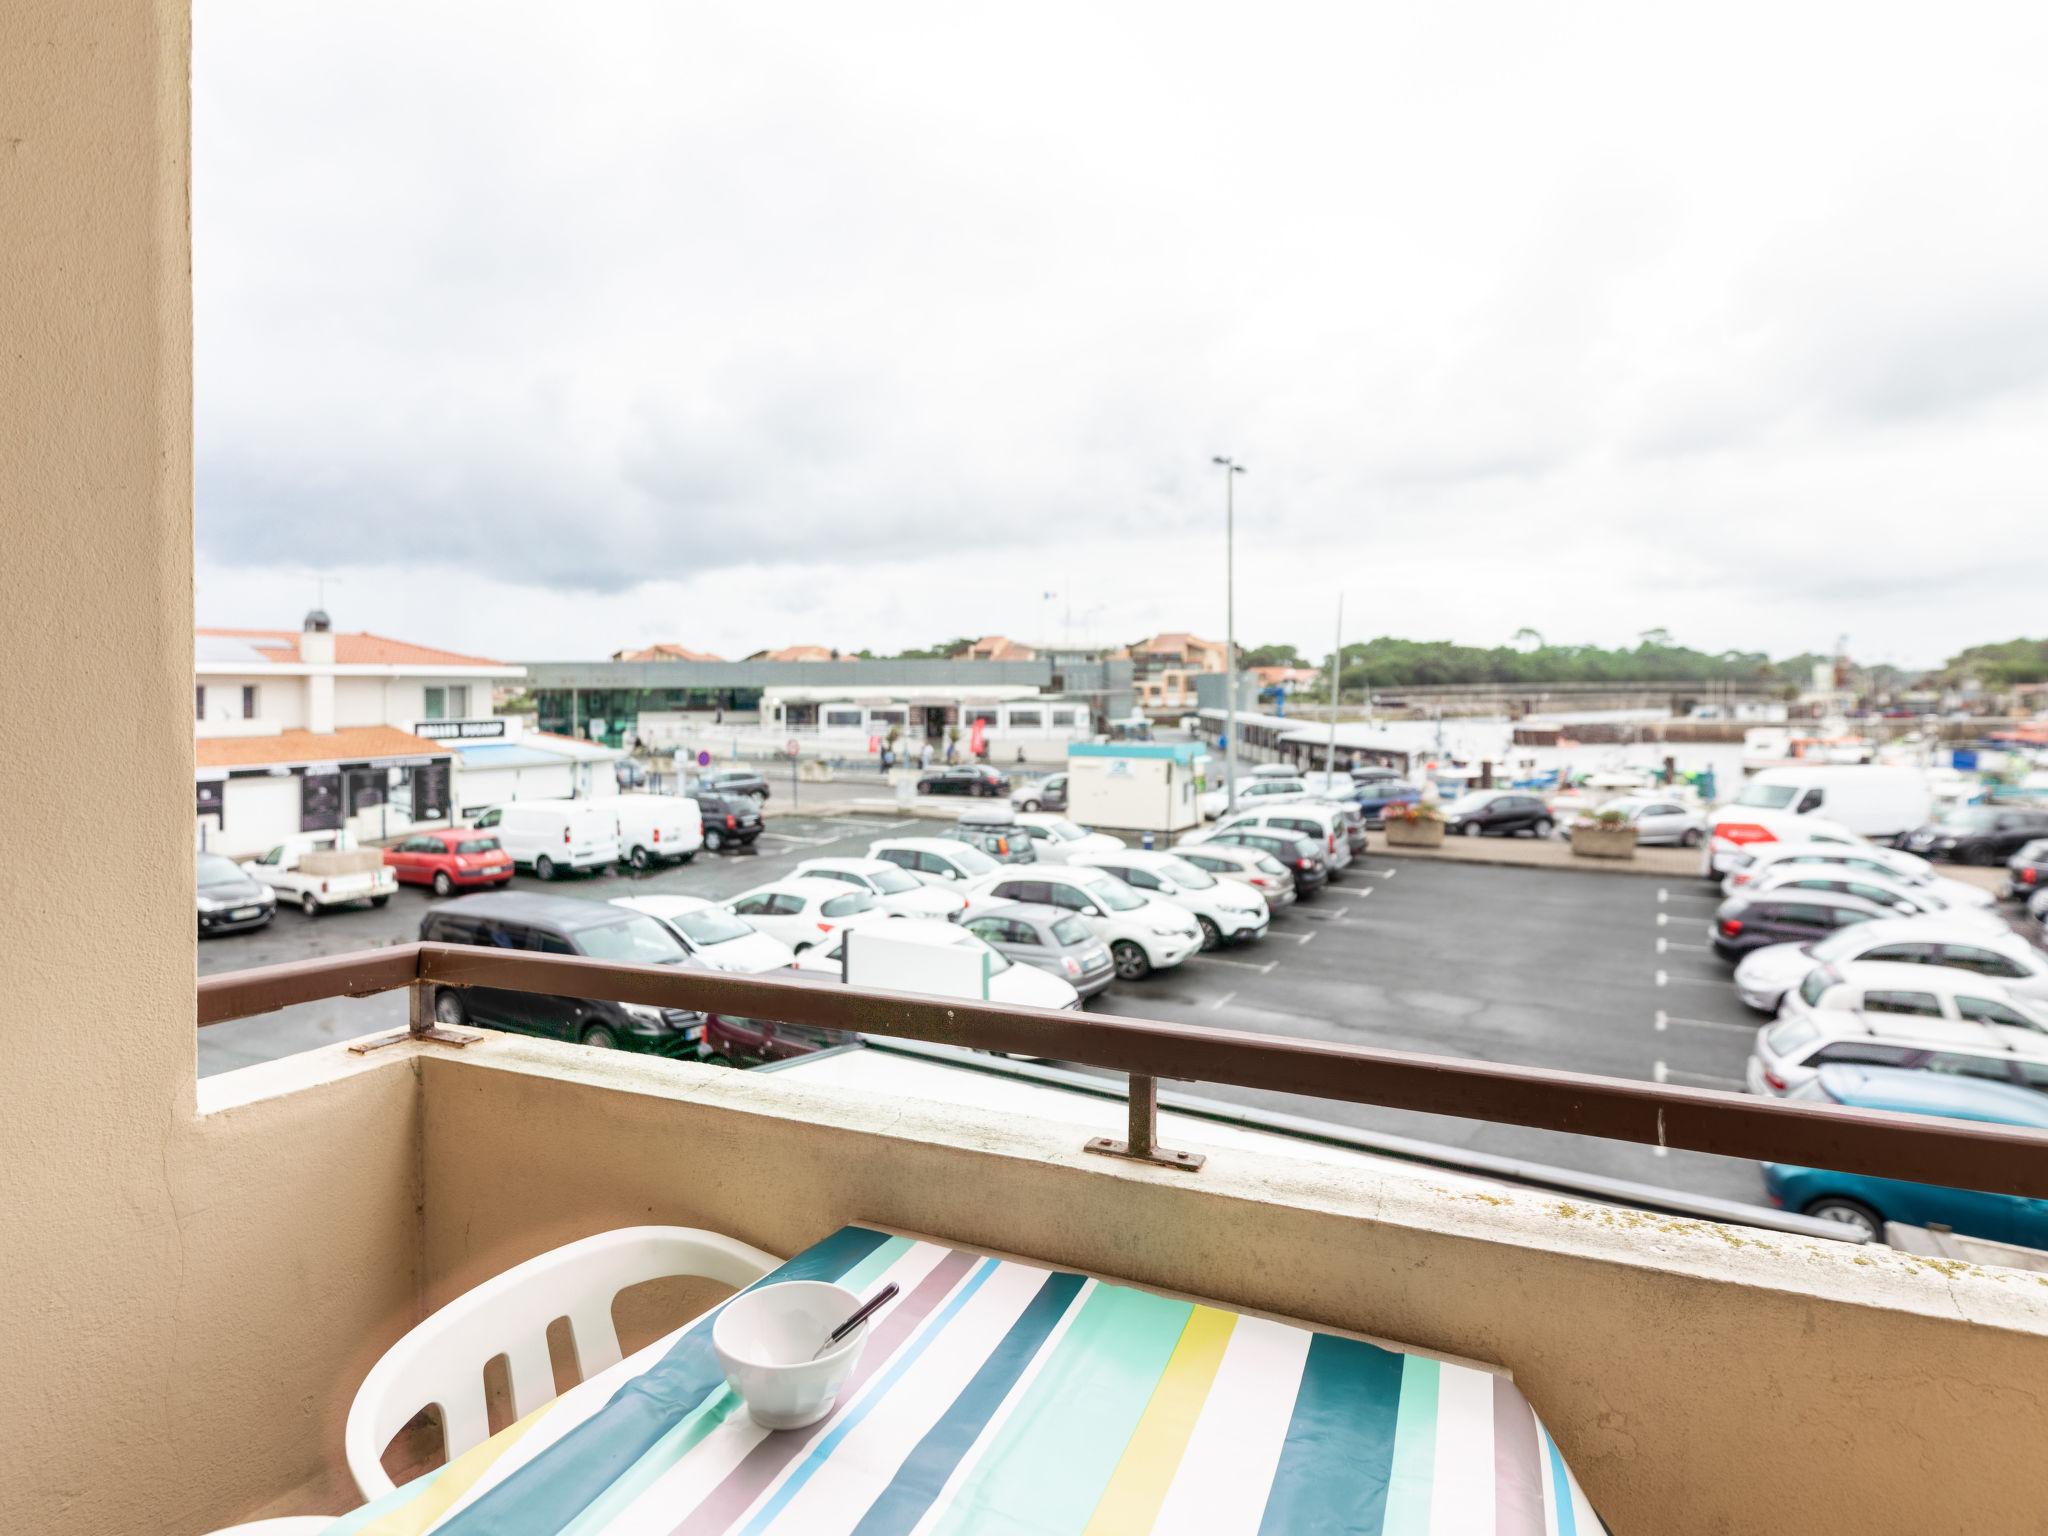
196, 851, 275, 935
420, 891, 705, 1056
691, 791, 764, 852
1710, 889, 1885, 959
1011, 773, 1068, 812
1901, 807, 2048, 865
1442, 791, 1554, 838
1202, 828, 1328, 897
2008, 838, 2048, 902
916, 765, 1011, 797
692, 768, 770, 802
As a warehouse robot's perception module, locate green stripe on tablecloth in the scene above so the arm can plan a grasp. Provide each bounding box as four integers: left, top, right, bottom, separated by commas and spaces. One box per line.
1256, 1332, 1404, 1535
1380, 1355, 1438, 1536
557, 1236, 919, 1536
926, 1283, 1192, 1536
435, 1225, 892, 1536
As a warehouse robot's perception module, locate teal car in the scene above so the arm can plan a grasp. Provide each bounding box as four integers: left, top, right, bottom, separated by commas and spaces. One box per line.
1762, 1064, 2048, 1243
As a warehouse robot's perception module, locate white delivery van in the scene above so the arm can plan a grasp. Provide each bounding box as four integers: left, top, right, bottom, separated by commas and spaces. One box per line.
1705, 766, 1931, 876
611, 794, 704, 870
473, 800, 621, 880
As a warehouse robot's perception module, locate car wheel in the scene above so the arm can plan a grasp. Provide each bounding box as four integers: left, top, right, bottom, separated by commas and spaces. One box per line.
433, 989, 467, 1028
1111, 940, 1151, 981
371, 894, 390, 908
1803, 1197, 1882, 1240
432, 870, 454, 897
1020, 798, 1040, 812
580, 1022, 620, 1050
535, 855, 557, 881
704, 829, 724, 852
630, 845, 651, 872
1462, 821, 1483, 837
1531, 818, 1553, 838
300, 892, 320, 917
916, 782, 931, 795
1196, 915, 1221, 951
793, 941, 812, 955
1681, 828, 1702, 847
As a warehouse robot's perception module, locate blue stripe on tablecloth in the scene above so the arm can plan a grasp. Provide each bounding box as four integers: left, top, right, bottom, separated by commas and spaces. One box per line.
433, 1225, 892, 1536
1543, 1425, 1578, 1536
845, 1269, 1088, 1536
1255, 1332, 1404, 1535
733, 1259, 1000, 1534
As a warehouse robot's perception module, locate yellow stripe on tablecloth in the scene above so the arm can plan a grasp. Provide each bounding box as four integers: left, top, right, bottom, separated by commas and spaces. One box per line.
359, 1399, 559, 1536
1081, 1304, 1238, 1536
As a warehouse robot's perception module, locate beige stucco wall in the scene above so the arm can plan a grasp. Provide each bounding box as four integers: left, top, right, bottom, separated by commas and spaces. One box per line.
424, 1038, 2048, 1536
0, 7, 423, 1532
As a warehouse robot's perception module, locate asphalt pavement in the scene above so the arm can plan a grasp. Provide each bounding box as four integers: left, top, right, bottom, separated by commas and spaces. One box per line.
199, 815, 1774, 1202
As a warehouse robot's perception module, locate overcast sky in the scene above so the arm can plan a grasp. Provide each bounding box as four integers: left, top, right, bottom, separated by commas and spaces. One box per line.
195, 3, 2048, 668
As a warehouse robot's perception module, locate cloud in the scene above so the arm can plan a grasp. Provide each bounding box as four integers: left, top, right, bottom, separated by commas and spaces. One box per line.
194, 1, 2048, 666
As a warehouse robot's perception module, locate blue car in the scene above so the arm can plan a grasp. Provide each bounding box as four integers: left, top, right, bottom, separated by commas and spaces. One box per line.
1350, 779, 1423, 826
1762, 1064, 2048, 1244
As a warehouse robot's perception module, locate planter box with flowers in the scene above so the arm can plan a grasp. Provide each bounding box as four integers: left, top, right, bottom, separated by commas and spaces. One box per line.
1569, 808, 1639, 860
1382, 801, 1447, 848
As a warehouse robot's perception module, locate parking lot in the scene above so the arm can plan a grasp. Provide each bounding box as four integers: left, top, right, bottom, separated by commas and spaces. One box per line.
201, 815, 1776, 1202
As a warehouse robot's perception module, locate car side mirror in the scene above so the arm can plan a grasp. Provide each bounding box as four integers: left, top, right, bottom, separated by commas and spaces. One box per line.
1082, 905, 1101, 917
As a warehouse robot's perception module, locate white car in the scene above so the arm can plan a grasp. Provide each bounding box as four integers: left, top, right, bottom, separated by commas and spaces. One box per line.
792, 919, 1080, 1010
472, 800, 620, 880
1197, 775, 1310, 821
1201, 804, 1353, 872
1722, 843, 1994, 910
1065, 848, 1269, 950
1296, 770, 1361, 799
722, 876, 894, 955
610, 794, 703, 871
608, 895, 795, 974
242, 831, 397, 916
1703, 808, 1864, 878
1012, 814, 1123, 864
793, 856, 970, 920
865, 837, 1001, 888
963, 864, 1202, 980
1730, 917, 2048, 1014
1748, 971, 2048, 1097
1742, 863, 2007, 934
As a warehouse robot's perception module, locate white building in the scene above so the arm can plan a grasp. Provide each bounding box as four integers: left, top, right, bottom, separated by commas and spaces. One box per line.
195, 612, 531, 856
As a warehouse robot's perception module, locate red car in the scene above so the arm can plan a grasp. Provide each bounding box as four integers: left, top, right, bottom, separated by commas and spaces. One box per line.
383, 830, 515, 896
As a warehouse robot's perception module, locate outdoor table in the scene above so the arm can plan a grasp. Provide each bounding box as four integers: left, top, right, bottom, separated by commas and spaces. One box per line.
324, 1225, 1607, 1534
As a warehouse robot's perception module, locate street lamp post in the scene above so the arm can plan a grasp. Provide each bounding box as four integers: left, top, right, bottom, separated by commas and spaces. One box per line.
1212, 455, 1246, 814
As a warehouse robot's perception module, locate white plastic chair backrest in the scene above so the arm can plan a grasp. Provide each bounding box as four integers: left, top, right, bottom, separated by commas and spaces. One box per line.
201, 1521, 337, 1534
346, 1225, 778, 1501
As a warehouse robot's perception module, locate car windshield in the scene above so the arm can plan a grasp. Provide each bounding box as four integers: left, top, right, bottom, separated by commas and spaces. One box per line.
1447, 792, 1499, 813
867, 865, 921, 894
1766, 1016, 1822, 1056
576, 915, 689, 964
1735, 783, 1800, 810
1049, 915, 1093, 946
948, 846, 998, 876
1041, 819, 1087, 841
672, 907, 755, 946
1255, 854, 1289, 876
1074, 874, 1144, 912
455, 838, 500, 854
1158, 857, 1216, 889
197, 853, 244, 886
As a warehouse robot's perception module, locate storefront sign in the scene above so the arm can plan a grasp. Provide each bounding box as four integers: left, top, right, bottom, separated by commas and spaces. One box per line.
412, 718, 507, 740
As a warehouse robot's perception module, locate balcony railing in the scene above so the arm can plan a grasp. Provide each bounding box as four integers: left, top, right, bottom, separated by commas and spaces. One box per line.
196, 943, 2048, 1199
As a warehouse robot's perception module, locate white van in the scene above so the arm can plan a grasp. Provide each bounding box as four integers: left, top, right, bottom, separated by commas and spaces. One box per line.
611, 794, 704, 871
472, 800, 621, 880
1705, 766, 1930, 876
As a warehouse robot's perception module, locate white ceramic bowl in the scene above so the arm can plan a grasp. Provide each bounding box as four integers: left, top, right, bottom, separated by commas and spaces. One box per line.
712, 1281, 869, 1430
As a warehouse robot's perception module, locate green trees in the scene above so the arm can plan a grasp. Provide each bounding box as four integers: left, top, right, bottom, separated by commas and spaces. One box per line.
1329, 634, 1794, 692
1941, 638, 2048, 687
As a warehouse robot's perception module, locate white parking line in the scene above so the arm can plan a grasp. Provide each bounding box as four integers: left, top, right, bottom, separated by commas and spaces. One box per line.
1655, 937, 1711, 954
1295, 930, 1316, 946
1194, 956, 1277, 974
1355, 866, 1397, 879
1655, 969, 1724, 988
1657, 1011, 1754, 1034
759, 831, 839, 846
1654, 1060, 1745, 1090
1209, 990, 1237, 1011
1296, 906, 1352, 921
1658, 885, 1719, 905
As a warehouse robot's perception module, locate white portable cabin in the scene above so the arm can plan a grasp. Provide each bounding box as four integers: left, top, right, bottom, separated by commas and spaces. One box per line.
1064, 742, 1205, 834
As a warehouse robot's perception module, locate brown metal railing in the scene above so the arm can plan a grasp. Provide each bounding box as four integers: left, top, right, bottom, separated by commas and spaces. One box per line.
196, 943, 2048, 1198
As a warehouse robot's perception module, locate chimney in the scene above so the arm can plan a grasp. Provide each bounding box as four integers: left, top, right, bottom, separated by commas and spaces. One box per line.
301, 608, 336, 733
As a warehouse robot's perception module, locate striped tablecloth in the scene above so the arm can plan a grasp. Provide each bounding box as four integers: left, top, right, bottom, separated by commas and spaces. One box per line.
325, 1226, 1606, 1535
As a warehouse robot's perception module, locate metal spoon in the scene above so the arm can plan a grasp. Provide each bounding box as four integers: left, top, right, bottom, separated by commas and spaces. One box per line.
811, 1282, 898, 1358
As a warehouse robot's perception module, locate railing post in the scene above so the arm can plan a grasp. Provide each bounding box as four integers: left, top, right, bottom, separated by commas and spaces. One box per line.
1085, 1072, 1206, 1172
346, 976, 483, 1054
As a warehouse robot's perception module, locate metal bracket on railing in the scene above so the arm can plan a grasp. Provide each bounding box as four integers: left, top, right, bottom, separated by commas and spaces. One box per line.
1085, 1073, 1206, 1172
347, 981, 485, 1054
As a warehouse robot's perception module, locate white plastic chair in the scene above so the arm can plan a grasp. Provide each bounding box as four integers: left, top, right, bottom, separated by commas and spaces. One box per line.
346, 1226, 780, 1501
201, 1521, 336, 1534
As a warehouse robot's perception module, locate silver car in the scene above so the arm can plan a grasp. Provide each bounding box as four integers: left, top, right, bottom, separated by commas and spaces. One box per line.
1600, 796, 1706, 846
1171, 842, 1298, 911
960, 901, 1116, 1001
